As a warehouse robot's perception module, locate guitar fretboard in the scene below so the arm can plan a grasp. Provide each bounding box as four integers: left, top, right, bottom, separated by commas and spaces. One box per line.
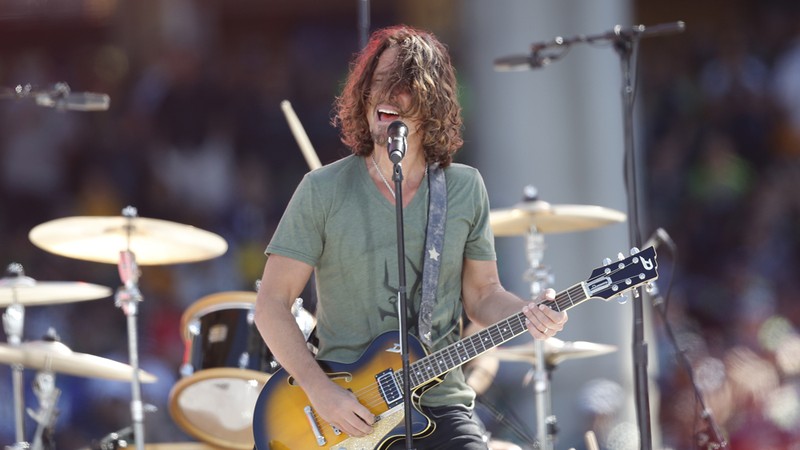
400, 282, 588, 389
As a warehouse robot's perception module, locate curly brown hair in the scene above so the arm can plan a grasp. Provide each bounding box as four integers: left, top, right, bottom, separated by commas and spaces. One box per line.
332, 25, 463, 167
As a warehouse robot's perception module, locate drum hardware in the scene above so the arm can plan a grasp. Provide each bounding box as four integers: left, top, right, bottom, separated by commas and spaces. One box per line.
79, 426, 221, 450
470, 338, 617, 450
475, 392, 535, 450
1, 263, 114, 450
0, 82, 110, 112
489, 186, 625, 450
27, 366, 60, 450
497, 338, 618, 448
0, 326, 157, 450
28, 206, 228, 450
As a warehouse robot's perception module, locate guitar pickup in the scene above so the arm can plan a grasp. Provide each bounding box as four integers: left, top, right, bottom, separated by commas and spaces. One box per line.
375, 368, 403, 408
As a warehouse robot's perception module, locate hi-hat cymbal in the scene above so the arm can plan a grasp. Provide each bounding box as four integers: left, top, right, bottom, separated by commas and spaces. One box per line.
489, 200, 626, 236
0, 340, 157, 382
0, 275, 112, 307
492, 337, 617, 367
29, 216, 228, 265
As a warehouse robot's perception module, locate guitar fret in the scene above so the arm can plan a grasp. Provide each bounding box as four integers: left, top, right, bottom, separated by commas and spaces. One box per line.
478, 329, 495, 350
444, 346, 456, 369
455, 341, 468, 363
417, 359, 431, 382
565, 287, 576, 307
466, 334, 479, 359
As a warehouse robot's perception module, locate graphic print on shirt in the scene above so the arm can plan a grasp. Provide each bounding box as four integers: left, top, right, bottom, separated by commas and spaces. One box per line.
378, 256, 423, 336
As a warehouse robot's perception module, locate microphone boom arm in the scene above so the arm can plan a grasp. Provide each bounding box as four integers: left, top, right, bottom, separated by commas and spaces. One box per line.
494, 21, 685, 71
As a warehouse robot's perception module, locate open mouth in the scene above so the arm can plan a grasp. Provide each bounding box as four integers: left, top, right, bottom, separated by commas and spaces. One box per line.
377, 107, 400, 123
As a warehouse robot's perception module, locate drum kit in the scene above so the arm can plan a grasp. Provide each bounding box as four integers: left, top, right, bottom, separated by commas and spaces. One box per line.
2, 189, 624, 450
1, 205, 239, 450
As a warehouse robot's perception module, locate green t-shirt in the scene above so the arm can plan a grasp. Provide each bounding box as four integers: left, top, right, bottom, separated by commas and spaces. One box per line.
266, 154, 496, 407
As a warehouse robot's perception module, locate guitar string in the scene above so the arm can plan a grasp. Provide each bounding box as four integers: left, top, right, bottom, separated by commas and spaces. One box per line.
305, 260, 651, 431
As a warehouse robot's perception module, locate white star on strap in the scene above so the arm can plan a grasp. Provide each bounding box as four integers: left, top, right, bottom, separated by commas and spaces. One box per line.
428, 246, 440, 261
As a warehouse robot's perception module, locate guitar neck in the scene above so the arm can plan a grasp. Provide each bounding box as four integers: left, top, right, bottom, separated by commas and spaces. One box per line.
404, 281, 589, 389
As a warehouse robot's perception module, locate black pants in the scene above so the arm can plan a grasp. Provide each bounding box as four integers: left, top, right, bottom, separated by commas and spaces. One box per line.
385, 404, 488, 450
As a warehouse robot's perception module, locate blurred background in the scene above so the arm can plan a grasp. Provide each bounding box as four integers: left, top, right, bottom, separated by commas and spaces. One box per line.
2, 0, 800, 449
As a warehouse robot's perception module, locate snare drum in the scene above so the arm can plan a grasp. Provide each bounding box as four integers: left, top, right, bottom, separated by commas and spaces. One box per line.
168, 291, 314, 449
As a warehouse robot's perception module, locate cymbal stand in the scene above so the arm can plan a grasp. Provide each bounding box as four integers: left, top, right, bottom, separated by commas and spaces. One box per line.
523, 225, 556, 450
114, 206, 146, 450
28, 368, 60, 450
2, 263, 32, 449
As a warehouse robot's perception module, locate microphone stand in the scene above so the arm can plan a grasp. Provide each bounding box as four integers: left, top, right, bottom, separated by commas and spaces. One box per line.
498, 22, 686, 450
392, 161, 414, 450
392, 161, 415, 450
613, 30, 653, 450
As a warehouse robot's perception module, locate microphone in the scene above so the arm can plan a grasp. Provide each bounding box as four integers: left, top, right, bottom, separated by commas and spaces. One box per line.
387, 120, 408, 163
493, 51, 549, 72
36, 91, 110, 111
644, 227, 674, 250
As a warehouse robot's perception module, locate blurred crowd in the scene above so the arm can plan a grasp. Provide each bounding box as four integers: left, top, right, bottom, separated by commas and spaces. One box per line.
1, 1, 800, 449
641, 2, 800, 449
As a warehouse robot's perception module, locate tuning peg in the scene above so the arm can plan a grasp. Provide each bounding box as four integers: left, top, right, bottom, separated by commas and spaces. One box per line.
630, 247, 640, 255
617, 252, 625, 261
617, 292, 629, 304
603, 257, 612, 266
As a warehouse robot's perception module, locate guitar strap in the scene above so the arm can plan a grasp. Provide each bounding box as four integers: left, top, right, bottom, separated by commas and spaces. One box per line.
419, 163, 446, 348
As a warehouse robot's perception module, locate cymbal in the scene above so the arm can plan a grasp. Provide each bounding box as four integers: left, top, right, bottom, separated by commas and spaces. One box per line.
0, 340, 157, 382
29, 216, 228, 265
0, 275, 112, 307
489, 200, 626, 236
491, 337, 617, 367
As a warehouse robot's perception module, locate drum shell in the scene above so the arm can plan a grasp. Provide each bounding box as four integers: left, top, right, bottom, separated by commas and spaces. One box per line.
180, 292, 276, 376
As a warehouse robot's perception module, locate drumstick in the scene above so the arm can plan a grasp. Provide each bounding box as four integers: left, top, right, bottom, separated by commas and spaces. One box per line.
585, 430, 600, 450
280, 100, 322, 171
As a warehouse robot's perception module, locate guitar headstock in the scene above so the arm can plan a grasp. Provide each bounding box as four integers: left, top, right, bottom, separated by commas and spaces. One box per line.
586, 246, 659, 302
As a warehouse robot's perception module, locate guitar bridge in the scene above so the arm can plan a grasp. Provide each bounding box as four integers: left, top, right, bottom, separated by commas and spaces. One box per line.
375, 368, 403, 408
303, 405, 326, 446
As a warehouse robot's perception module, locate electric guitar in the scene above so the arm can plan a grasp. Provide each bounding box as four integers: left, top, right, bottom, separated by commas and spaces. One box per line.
252, 247, 659, 450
